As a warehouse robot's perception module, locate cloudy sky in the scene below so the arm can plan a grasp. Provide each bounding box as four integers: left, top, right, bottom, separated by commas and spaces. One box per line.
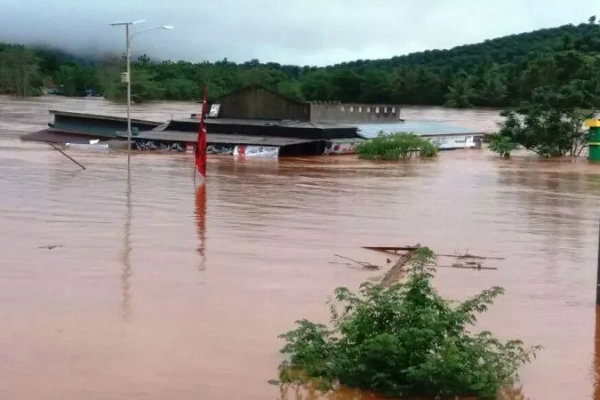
0, 0, 594, 66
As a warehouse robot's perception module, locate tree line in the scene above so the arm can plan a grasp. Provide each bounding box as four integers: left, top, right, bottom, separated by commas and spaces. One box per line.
1, 18, 600, 108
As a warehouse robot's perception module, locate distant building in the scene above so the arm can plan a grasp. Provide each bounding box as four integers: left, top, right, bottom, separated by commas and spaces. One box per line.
309, 101, 401, 123
211, 85, 401, 123
214, 85, 310, 121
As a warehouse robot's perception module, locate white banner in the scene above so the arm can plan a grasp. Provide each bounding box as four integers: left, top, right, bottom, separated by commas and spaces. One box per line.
323, 142, 358, 155
233, 145, 279, 158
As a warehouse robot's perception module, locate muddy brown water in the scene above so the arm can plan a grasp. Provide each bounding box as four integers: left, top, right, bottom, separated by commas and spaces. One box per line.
1, 96, 600, 399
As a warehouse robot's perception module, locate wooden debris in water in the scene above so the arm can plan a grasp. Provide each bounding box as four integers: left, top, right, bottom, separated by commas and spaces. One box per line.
380, 251, 416, 286
38, 244, 64, 250
360, 244, 501, 286
364, 246, 504, 261
437, 252, 505, 260
438, 263, 498, 271
333, 254, 381, 270
363, 245, 421, 254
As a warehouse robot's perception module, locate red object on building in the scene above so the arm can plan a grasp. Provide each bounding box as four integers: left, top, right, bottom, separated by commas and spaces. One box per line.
195, 86, 208, 178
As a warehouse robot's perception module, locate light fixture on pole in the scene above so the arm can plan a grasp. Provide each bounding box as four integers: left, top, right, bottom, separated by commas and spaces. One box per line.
110, 20, 173, 160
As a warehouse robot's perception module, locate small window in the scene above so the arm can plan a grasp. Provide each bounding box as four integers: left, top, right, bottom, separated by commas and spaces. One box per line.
383, 106, 388, 113
349, 106, 354, 112
367, 107, 371, 113
341, 105, 345, 112
358, 106, 362, 113
375, 106, 380, 114
391, 106, 396, 114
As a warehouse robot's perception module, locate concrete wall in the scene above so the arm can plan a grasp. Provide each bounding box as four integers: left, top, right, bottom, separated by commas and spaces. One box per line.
310, 102, 401, 123
216, 86, 310, 121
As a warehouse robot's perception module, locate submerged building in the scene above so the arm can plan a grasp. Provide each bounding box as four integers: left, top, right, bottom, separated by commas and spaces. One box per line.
214, 85, 401, 123
21, 86, 368, 157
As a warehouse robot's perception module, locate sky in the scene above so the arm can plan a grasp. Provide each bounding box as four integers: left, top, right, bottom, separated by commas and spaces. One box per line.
0, 0, 595, 66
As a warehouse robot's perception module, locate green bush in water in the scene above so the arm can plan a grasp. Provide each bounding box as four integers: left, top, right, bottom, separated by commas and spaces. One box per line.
489, 134, 519, 158
278, 248, 539, 400
356, 132, 439, 160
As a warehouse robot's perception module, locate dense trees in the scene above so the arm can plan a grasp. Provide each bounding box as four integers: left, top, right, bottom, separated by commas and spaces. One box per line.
0, 45, 43, 96
491, 80, 599, 157
1, 19, 600, 107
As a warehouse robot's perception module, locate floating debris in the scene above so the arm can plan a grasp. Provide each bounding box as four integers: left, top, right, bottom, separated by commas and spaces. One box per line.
38, 245, 64, 250
381, 251, 416, 286
437, 252, 505, 260
362, 244, 502, 286
333, 254, 380, 270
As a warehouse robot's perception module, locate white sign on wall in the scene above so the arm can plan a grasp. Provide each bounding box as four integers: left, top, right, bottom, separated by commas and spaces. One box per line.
233, 145, 279, 158
208, 104, 221, 118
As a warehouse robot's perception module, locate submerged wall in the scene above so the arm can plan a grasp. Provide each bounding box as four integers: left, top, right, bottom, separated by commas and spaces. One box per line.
216, 86, 310, 121
310, 102, 401, 123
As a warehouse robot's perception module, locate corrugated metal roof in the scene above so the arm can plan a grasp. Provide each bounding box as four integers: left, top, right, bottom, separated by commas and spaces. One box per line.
49, 110, 161, 125
117, 130, 318, 146
174, 117, 356, 130
21, 128, 109, 143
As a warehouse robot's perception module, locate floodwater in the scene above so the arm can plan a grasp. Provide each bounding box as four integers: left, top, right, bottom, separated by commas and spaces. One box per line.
1, 96, 600, 400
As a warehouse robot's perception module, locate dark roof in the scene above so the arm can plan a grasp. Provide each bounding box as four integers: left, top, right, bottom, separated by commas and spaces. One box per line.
49, 110, 161, 125
174, 117, 356, 130
21, 128, 105, 143
215, 85, 308, 106
116, 130, 318, 146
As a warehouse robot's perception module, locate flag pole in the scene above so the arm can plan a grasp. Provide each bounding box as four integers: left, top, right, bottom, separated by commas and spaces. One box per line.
194, 85, 208, 180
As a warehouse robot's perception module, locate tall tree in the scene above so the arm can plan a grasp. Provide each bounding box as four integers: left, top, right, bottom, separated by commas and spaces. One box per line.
0, 46, 41, 97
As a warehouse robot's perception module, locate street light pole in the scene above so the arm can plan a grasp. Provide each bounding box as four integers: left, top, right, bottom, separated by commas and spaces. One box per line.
110, 20, 173, 161
125, 23, 132, 158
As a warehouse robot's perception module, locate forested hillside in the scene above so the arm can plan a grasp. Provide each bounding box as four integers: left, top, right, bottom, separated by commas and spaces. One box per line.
1, 18, 600, 107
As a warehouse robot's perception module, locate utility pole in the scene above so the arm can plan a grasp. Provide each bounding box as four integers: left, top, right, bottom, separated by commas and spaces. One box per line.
110, 20, 173, 164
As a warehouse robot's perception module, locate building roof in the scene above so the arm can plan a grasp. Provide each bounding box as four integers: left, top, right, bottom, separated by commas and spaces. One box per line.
174, 117, 356, 130
49, 110, 161, 125
116, 130, 319, 146
215, 85, 308, 106
21, 128, 107, 143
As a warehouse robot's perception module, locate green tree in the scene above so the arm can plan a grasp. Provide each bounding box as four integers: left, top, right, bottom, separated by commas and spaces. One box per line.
359, 70, 392, 103
497, 80, 598, 157
0, 46, 42, 97
477, 71, 507, 106
130, 66, 164, 101
4, 18, 600, 105
279, 248, 538, 400
163, 77, 201, 100
276, 80, 305, 102
445, 75, 476, 108
54, 63, 98, 96
356, 132, 438, 160
300, 71, 333, 100
489, 134, 518, 158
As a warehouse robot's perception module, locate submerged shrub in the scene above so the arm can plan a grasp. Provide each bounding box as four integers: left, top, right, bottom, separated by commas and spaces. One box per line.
489, 134, 519, 158
356, 132, 438, 160
279, 248, 538, 400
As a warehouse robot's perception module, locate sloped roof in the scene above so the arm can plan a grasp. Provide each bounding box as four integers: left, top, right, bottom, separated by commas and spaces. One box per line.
215, 85, 308, 106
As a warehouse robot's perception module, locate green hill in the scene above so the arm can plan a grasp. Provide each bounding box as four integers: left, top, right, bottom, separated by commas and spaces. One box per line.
1, 19, 600, 106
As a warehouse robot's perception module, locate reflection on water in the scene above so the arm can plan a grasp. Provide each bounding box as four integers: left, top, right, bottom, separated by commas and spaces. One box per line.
120, 165, 132, 320
277, 384, 382, 400
595, 307, 600, 400
195, 183, 207, 270
276, 384, 527, 400
1, 96, 600, 399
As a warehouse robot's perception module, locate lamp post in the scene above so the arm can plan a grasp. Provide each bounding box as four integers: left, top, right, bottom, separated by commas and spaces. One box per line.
110, 20, 173, 159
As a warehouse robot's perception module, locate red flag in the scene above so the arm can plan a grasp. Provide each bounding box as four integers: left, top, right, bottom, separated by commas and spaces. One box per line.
195, 86, 208, 178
